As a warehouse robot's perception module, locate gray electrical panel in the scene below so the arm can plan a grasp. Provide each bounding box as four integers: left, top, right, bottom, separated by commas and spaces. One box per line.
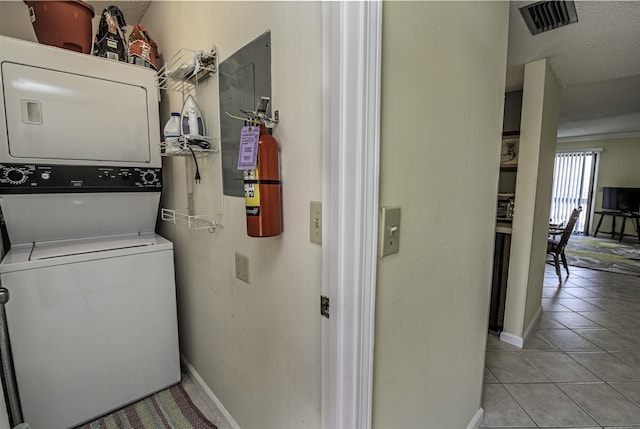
503, 90, 523, 134
219, 31, 272, 197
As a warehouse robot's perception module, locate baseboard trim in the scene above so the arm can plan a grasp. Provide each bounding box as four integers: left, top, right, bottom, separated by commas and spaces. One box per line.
499, 305, 542, 349
466, 408, 484, 429
181, 355, 241, 429
500, 331, 524, 348
522, 305, 542, 342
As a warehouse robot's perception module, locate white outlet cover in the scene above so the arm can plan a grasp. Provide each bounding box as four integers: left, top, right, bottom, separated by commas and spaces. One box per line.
235, 252, 250, 283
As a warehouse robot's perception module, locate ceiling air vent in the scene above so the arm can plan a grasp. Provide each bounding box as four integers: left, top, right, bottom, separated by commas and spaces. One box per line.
520, 0, 578, 35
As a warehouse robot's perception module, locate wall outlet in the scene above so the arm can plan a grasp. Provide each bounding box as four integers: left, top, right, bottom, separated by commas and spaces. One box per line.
235, 252, 250, 284
310, 201, 322, 244
379, 206, 401, 257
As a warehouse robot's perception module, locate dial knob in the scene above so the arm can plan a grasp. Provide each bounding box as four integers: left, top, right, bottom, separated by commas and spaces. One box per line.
5, 168, 27, 185
142, 170, 158, 185
0, 287, 8, 305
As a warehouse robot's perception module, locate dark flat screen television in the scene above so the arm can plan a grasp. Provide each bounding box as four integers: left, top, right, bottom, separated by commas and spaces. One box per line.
602, 187, 640, 213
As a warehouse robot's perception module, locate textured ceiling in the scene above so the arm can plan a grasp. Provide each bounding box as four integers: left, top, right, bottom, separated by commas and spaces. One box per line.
88, 1, 151, 31
506, 1, 640, 139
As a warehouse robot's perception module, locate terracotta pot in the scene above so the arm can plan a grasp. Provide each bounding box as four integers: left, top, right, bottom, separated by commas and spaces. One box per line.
24, 0, 95, 54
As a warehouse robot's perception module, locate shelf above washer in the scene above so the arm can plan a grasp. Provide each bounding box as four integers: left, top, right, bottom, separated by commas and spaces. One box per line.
161, 208, 222, 233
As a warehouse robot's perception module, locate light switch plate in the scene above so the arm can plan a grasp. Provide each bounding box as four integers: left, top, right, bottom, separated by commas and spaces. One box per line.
310, 201, 322, 244
235, 252, 250, 283
379, 206, 401, 257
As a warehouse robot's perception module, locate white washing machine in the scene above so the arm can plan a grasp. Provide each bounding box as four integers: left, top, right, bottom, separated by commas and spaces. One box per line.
0, 36, 180, 428
0, 233, 179, 429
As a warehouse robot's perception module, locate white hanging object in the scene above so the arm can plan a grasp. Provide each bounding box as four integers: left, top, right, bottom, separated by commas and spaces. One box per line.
181, 95, 205, 138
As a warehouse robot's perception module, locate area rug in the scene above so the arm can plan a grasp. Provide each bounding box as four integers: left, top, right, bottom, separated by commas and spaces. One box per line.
565, 234, 640, 276
75, 383, 217, 429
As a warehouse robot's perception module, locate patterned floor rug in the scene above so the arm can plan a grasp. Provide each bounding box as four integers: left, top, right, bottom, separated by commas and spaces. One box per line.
75, 383, 217, 429
565, 234, 640, 276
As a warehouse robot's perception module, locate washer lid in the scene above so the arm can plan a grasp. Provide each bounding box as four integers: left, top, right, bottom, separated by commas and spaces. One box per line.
0, 192, 160, 245
0, 233, 173, 272
30, 234, 156, 260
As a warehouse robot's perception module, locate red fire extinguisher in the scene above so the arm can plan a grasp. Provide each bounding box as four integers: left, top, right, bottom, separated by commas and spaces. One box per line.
244, 124, 282, 237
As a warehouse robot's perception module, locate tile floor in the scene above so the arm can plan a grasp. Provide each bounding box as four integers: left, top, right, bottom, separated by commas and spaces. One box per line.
482, 264, 640, 429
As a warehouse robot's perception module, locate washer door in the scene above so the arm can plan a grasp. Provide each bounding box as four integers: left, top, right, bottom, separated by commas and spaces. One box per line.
2, 62, 151, 163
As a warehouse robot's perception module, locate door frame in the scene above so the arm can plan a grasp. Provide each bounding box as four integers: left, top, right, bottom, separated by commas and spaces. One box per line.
321, 2, 382, 428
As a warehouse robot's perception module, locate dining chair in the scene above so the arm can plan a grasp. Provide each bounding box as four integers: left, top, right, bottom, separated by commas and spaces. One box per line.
546, 207, 582, 284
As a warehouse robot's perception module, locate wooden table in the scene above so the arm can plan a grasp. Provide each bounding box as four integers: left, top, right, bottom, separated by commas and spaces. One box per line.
593, 210, 640, 243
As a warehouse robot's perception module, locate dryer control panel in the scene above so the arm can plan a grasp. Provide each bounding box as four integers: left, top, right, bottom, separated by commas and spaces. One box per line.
0, 163, 162, 194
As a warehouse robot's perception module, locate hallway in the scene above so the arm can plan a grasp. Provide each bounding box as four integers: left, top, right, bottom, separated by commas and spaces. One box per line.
482, 265, 640, 428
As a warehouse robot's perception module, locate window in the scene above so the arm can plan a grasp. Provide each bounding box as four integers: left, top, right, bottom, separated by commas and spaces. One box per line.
550, 150, 598, 233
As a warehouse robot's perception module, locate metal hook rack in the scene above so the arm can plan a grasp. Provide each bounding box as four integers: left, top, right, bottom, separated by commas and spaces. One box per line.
225, 96, 279, 127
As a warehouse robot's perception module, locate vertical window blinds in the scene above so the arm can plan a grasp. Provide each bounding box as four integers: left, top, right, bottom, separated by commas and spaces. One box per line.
550, 151, 597, 233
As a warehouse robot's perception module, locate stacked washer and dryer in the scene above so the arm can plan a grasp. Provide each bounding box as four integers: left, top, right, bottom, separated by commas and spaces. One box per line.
0, 36, 180, 428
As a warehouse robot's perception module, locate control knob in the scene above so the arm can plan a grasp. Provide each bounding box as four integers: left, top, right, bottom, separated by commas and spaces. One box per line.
4, 167, 27, 185
141, 169, 158, 185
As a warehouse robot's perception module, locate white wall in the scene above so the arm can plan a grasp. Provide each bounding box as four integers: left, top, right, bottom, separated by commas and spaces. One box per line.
523, 60, 561, 331
0, 1, 36, 41
372, 2, 509, 428
503, 59, 560, 342
141, 3, 323, 429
